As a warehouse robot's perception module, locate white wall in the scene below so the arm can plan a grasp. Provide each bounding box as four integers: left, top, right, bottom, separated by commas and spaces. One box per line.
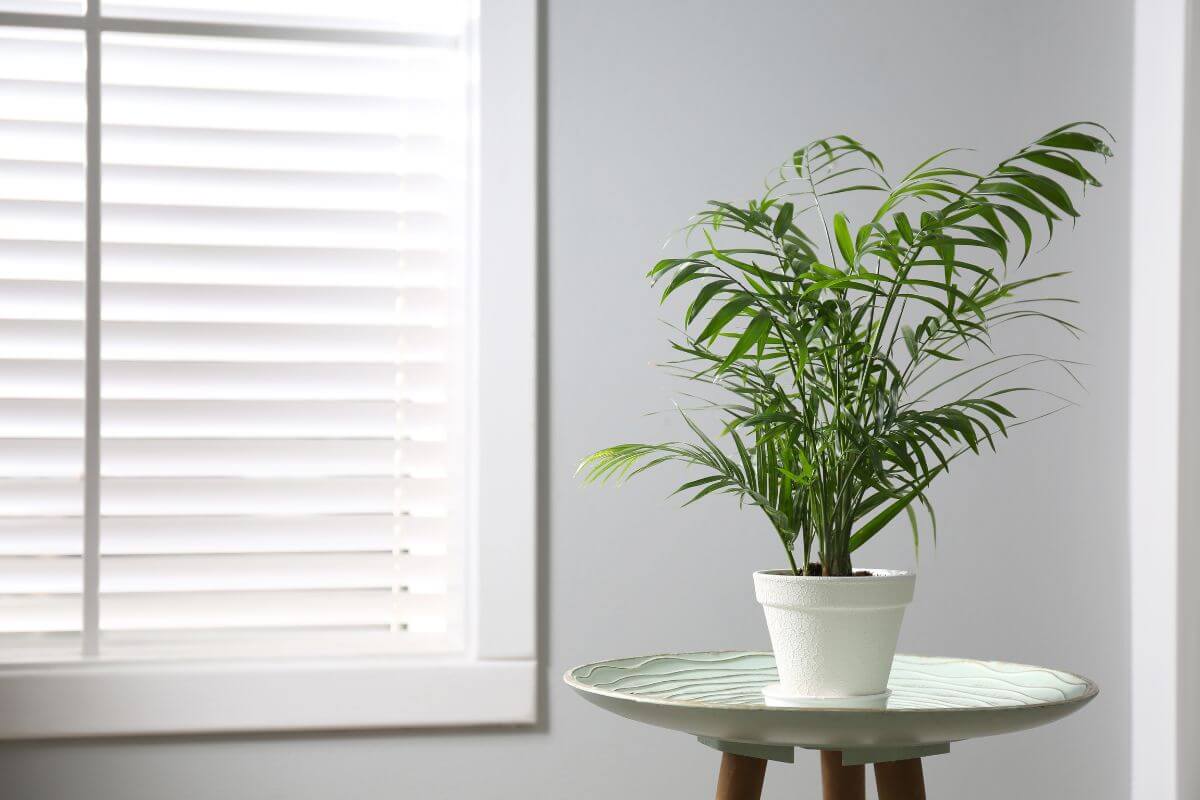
0, 1, 1132, 797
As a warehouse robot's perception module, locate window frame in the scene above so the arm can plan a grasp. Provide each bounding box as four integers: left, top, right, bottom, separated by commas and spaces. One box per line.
0, 0, 538, 737
1130, 0, 1199, 795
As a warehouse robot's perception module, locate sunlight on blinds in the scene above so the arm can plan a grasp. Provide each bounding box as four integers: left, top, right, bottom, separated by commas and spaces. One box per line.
0, 28, 85, 660
0, 14, 472, 661
97, 31, 469, 658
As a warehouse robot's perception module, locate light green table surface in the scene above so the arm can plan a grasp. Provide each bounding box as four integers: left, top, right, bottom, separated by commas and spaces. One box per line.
565, 651, 1097, 765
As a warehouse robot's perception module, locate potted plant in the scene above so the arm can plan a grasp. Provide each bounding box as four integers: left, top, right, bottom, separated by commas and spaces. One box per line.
579, 123, 1111, 701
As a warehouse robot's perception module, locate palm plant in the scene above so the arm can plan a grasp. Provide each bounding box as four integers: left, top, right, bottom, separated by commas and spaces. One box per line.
579, 123, 1111, 577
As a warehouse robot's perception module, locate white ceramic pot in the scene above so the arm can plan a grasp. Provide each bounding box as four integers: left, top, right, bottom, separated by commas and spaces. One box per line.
753, 568, 916, 701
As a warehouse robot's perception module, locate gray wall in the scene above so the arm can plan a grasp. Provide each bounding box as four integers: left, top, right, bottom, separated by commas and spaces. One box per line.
0, 1, 1131, 797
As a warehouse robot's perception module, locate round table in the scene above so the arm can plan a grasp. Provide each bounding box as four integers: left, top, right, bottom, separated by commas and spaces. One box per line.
564, 651, 1097, 799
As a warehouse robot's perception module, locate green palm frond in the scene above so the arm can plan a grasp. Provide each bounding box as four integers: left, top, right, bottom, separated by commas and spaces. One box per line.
581, 123, 1111, 576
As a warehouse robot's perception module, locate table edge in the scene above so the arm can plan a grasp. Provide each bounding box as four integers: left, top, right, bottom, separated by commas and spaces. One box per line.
562, 650, 1100, 715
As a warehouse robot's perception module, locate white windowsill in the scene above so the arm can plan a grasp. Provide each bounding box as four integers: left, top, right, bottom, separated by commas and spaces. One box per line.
0, 656, 537, 739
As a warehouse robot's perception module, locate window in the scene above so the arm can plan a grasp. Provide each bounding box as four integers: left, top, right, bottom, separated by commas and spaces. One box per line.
0, 0, 536, 737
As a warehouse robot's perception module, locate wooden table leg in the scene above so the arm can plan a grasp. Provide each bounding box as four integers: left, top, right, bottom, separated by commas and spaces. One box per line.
714, 752, 767, 800
820, 751, 866, 800
874, 758, 926, 800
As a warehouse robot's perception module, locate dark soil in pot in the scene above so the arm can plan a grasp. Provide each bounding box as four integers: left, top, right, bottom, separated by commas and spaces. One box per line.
802, 563, 875, 577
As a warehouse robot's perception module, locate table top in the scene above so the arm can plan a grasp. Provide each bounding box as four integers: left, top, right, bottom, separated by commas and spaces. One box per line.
564, 651, 1097, 751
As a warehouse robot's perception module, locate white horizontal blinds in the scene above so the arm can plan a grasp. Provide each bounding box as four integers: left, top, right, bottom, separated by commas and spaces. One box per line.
95, 30, 469, 657
0, 28, 86, 660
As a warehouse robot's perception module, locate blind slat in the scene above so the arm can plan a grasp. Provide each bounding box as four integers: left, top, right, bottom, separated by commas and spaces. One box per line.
0, 199, 451, 248
0, 437, 448, 477
102, 0, 468, 35
0, 119, 453, 172
0, 240, 451, 287
0, 398, 445, 438
0, 552, 448, 593
0, 320, 447, 362
0, 514, 448, 555
0, 280, 449, 324
0, 476, 449, 516
0, 590, 447, 633
0, 160, 459, 213
0, 360, 448, 401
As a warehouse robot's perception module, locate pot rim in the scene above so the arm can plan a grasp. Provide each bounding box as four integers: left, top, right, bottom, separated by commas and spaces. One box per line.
753, 568, 915, 581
